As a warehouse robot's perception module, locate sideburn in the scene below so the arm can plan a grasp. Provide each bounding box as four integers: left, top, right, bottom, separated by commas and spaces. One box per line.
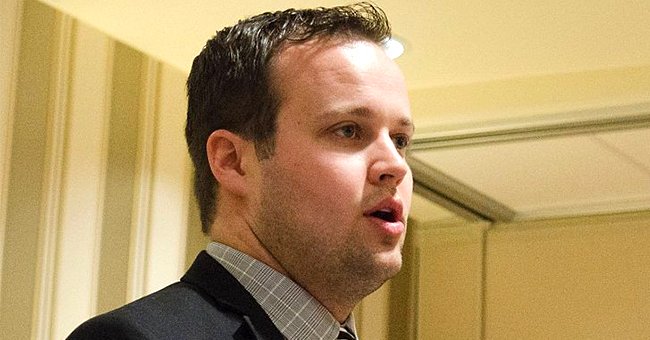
254, 137, 276, 160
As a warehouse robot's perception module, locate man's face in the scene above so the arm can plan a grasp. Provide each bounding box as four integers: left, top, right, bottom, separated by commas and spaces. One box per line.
247, 38, 413, 298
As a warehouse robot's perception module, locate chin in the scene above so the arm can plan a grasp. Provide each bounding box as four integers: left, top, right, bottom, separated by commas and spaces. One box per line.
362, 257, 403, 297
374, 249, 403, 279
344, 251, 403, 300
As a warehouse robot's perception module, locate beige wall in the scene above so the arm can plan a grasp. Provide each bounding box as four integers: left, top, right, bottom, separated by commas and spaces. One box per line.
409, 212, 650, 339
3, 1, 650, 339
484, 213, 650, 339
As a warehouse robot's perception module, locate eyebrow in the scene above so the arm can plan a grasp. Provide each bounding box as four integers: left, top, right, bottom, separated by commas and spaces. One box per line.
318, 106, 415, 132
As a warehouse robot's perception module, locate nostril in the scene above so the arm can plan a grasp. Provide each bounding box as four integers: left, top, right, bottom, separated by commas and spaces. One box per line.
378, 172, 404, 188
379, 173, 393, 181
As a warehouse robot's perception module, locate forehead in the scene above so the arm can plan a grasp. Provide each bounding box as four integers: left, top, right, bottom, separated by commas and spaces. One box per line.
272, 37, 384, 77
270, 38, 412, 125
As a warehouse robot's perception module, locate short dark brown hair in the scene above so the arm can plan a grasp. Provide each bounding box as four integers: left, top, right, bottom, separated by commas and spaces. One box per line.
185, 2, 392, 232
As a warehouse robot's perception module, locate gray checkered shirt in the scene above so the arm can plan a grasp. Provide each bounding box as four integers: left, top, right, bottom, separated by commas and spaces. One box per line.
206, 242, 358, 340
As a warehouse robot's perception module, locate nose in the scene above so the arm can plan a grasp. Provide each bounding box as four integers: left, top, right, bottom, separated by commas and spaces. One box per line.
368, 134, 410, 188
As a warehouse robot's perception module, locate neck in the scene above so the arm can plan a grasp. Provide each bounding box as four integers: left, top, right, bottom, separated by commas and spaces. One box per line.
211, 222, 289, 277
212, 227, 364, 322
210, 202, 369, 324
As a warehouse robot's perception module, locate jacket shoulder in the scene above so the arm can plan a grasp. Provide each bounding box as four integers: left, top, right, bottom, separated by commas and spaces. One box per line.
67, 282, 243, 339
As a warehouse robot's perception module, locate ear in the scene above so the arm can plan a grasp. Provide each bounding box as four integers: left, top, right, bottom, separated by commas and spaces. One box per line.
206, 130, 251, 196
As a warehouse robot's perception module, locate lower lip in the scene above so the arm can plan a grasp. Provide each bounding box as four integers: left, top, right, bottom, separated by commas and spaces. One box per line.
366, 216, 405, 237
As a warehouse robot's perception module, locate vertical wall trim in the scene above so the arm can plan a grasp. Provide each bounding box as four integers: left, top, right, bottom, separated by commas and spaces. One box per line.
96, 42, 143, 314
31, 12, 72, 340
412, 245, 421, 340
144, 64, 192, 293
50, 21, 114, 339
480, 225, 491, 340
127, 58, 159, 301
0, 0, 24, 304
91, 36, 116, 317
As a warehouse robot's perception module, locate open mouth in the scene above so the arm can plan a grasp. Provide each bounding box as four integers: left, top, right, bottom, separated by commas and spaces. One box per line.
370, 209, 398, 223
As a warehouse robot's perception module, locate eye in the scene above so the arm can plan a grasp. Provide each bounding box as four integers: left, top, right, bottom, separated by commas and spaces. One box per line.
392, 134, 410, 150
334, 124, 360, 139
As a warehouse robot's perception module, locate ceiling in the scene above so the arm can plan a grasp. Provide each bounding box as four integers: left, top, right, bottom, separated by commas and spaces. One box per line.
38, 0, 650, 224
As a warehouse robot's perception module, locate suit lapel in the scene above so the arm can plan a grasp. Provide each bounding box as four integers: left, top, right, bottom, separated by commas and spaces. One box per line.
181, 251, 285, 340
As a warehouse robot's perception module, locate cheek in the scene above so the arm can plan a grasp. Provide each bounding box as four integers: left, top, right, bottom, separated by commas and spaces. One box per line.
284, 152, 366, 205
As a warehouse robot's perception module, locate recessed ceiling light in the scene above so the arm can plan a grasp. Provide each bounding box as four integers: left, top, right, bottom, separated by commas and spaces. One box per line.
383, 36, 405, 59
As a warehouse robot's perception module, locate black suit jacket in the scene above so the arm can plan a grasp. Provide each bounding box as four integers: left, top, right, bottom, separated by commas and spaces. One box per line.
67, 251, 285, 340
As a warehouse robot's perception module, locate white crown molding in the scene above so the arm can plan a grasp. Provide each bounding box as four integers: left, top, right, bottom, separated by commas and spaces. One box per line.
412, 101, 650, 150
515, 195, 650, 221
409, 156, 516, 223
409, 102, 650, 223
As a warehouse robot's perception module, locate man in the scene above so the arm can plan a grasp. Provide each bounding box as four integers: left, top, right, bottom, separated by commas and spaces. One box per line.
69, 2, 413, 339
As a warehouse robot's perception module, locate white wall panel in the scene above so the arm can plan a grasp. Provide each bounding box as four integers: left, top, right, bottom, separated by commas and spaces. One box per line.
96, 41, 144, 314
127, 58, 158, 301
0, 1, 57, 338
50, 22, 113, 339
32, 12, 73, 340
0, 0, 23, 305
3, 3, 197, 338
143, 64, 192, 294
